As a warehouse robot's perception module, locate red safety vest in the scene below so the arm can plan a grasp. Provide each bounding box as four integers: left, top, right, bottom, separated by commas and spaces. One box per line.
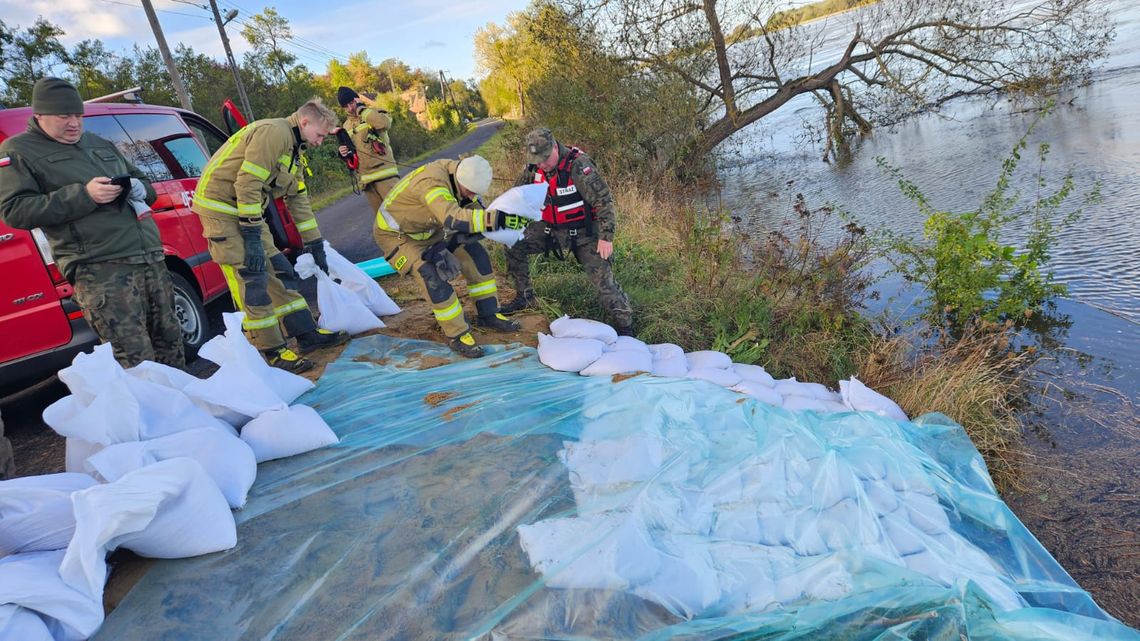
534, 147, 592, 227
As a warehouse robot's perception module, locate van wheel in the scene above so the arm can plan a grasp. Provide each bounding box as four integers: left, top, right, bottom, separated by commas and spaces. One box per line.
169, 273, 209, 356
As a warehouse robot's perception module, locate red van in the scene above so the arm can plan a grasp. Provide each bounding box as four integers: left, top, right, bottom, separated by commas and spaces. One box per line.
0, 96, 301, 396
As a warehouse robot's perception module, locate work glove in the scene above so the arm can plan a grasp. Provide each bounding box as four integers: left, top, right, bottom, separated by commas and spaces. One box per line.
493, 210, 530, 231
239, 224, 266, 274
305, 239, 329, 274
422, 241, 461, 281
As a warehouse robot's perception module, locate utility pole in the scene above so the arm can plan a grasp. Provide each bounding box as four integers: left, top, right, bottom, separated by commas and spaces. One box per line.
140, 0, 193, 111
208, 0, 254, 118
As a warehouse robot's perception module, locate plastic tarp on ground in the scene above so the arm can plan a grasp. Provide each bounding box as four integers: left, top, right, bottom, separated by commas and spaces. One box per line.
94, 335, 1140, 641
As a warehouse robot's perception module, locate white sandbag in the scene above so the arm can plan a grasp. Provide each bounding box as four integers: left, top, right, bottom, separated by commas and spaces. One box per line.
323, 242, 401, 316
296, 257, 385, 335
488, 183, 548, 219
904, 493, 952, 535
181, 361, 288, 426
549, 315, 618, 344
730, 380, 782, 406
605, 336, 650, 353
780, 395, 832, 412
518, 511, 659, 591
684, 350, 732, 370
731, 363, 775, 387
686, 367, 743, 388
44, 350, 234, 446
126, 360, 199, 390
198, 312, 314, 404
483, 184, 547, 247
481, 228, 526, 247
240, 405, 339, 463
632, 534, 720, 619
648, 343, 684, 361
579, 350, 653, 377
773, 377, 809, 398
840, 377, 908, 423
792, 381, 839, 402
63, 439, 103, 475
56, 344, 123, 405
60, 458, 237, 601
0, 550, 105, 641
0, 604, 54, 641
84, 428, 257, 509
559, 433, 666, 486
536, 333, 606, 373
651, 355, 689, 378
0, 473, 98, 556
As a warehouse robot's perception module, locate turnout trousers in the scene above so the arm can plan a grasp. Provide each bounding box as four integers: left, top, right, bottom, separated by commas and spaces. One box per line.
373, 227, 500, 339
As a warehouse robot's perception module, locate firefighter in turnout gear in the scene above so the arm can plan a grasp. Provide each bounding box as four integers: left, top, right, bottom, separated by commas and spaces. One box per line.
192, 99, 349, 372
374, 155, 526, 358
500, 128, 634, 335
336, 87, 399, 212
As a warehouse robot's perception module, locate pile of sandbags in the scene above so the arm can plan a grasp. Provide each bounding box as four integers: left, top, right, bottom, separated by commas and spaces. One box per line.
295, 242, 401, 335
536, 316, 906, 420
0, 312, 340, 640
518, 386, 1023, 620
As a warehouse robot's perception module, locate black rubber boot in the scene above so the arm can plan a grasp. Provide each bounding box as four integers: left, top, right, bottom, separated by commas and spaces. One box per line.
474, 313, 521, 332
614, 323, 635, 337
264, 346, 314, 373
499, 293, 537, 315
296, 328, 350, 353
448, 332, 485, 358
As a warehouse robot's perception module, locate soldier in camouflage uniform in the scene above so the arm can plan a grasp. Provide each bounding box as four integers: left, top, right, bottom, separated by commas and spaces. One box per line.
500, 128, 634, 335
0, 77, 184, 369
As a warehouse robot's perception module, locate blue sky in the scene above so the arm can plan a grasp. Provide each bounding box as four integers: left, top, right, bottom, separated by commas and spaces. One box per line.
0, 0, 531, 81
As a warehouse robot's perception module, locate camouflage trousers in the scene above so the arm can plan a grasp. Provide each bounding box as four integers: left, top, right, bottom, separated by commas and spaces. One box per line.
505, 223, 633, 329
71, 259, 186, 369
0, 408, 13, 480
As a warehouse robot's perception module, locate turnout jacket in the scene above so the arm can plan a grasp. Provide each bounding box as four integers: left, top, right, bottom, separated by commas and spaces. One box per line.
0, 117, 158, 280
191, 112, 321, 243
515, 143, 615, 242
344, 106, 397, 186
378, 159, 493, 240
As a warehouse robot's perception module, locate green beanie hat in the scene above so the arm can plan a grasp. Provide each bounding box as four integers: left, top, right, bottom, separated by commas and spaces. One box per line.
31, 77, 84, 115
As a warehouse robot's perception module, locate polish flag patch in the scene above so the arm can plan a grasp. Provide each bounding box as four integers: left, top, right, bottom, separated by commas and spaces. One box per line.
582, 166, 592, 175
0, 157, 10, 168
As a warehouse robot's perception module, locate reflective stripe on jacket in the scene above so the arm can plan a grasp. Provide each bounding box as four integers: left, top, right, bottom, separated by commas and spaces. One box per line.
378, 159, 490, 240
192, 112, 321, 243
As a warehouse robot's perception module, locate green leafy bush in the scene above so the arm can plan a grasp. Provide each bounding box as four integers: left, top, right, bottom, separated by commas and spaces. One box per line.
878, 115, 1098, 329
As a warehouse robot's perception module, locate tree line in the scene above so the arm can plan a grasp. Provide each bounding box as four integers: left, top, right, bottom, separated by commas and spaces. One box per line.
0, 13, 487, 160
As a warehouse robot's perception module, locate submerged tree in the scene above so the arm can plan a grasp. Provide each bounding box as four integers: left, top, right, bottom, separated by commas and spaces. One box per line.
568, 0, 1113, 168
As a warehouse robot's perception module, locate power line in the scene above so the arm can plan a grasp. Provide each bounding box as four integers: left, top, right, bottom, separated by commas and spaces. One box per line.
95, 0, 213, 20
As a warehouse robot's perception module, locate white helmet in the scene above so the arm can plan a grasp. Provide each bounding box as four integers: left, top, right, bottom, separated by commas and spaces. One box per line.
456, 155, 492, 195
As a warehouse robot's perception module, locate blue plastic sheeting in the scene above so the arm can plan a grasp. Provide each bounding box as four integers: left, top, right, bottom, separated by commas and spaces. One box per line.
95, 334, 1140, 640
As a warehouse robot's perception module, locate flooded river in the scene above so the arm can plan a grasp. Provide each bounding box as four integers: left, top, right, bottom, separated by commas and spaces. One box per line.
716, 0, 1140, 626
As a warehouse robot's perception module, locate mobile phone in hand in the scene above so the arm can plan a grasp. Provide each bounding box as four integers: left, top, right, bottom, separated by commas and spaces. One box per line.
108, 174, 132, 189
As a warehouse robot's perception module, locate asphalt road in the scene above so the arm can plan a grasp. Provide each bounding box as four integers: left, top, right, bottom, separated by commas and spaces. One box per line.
2, 118, 505, 479
319, 117, 505, 263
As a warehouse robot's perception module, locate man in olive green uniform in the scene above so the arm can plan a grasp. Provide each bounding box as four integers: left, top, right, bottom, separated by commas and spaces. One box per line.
500, 128, 634, 336
0, 77, 185, 369
336, 87, 399, 211
192, 99, 347, 373
374, 155, 528, 358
